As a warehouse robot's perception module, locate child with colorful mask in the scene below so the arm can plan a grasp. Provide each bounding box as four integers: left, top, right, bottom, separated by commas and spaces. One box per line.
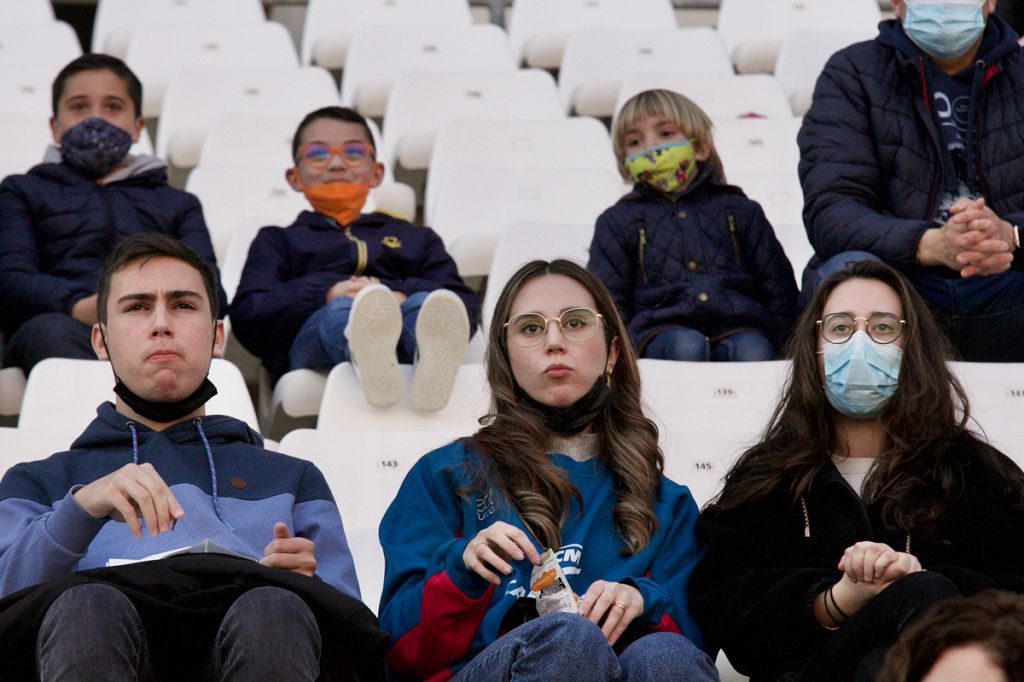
0, 54, 225, 372
588, 89, 798, 362
689, 260, 1024, 681
230, 106, 478, 410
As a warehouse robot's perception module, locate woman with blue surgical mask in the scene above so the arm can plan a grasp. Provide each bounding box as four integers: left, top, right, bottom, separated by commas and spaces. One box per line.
688, 260, 1024, 681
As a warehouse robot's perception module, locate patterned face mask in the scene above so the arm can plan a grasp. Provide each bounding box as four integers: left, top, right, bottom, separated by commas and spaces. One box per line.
60, 117, 133, 178
624, 140, 697, 193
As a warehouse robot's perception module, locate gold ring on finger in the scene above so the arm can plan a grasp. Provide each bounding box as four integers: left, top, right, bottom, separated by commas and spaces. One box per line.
614, 601, 626, 610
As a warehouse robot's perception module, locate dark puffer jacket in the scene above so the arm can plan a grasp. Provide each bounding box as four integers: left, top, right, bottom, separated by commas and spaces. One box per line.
230, 210, 479, 378
0, 161, 225, 339
689, 436, 1024, 681
588, 171, 798, 354
798, 16, 1024, 280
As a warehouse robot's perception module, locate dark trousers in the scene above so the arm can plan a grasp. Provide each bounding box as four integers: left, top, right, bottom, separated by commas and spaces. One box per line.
3, 313, 95, 372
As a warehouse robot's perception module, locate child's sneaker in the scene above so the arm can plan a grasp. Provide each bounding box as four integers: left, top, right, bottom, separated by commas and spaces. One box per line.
410, 290, 470, 412
345, 284, 403, 408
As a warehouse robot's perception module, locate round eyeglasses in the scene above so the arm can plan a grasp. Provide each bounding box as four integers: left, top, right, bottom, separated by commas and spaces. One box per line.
504, 307, 604, 348
816, 312, 906, 344
295, 142, 374, 169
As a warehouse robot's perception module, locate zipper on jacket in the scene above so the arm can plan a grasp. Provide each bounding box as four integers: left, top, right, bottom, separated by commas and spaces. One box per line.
344, 226, 368, 276
800, 497, 810, 538
638, 228, 649, 284
727, 214, 743, 268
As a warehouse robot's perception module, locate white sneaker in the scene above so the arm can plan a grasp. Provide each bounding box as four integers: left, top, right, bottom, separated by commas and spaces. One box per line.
409, 290, 470, 412
345, 284, 403, 408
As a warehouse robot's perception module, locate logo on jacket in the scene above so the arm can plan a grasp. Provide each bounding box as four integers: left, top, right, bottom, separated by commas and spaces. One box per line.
382, 236, 402, 248
475, 489, 496, 521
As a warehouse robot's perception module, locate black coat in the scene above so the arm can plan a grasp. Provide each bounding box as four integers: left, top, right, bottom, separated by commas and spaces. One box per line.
688, 436, 1024, 681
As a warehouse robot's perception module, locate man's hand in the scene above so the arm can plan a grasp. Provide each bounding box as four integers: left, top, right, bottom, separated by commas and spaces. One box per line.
259, 522, 317, 577
950, 198, 1015, 277
326, 276, 373, 301
72, 463, 185, 538
70, 294, 99, 325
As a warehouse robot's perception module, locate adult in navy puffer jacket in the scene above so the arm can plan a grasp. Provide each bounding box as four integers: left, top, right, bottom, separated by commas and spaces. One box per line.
0, 157, 226, 369
589, 168, 798, 358
798, 10, 1024, 361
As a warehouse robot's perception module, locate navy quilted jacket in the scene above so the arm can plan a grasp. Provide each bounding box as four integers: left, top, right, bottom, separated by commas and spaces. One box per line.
588, 171, 798, 354
0, 162, 225, 339
230, 210, 479, 377
798, 16, 1024, 278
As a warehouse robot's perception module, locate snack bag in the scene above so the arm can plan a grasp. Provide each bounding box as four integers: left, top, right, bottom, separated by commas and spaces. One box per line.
529, 548, 580, 615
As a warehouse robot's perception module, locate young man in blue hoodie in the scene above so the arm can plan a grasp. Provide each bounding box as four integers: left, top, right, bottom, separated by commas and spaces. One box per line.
0, 54, 225, 372
798, 0, 1024, 361
0, 235, 382, 680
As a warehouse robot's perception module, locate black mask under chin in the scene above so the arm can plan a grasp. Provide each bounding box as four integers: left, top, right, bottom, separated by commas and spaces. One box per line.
521, 376, 612, 436
114, 377, 218, 423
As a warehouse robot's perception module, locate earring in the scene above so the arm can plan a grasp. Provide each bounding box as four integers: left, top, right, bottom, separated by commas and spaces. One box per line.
604, 367, 613, 387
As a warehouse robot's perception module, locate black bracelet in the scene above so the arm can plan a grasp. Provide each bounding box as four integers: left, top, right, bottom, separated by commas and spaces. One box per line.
828, 586, 851, 622
821, 589, 839, 628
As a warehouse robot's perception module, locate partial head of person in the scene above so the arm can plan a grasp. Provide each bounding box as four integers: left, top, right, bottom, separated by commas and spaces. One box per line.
880, 589, 1024, 682
92, 233, 224, 429
473, 260, 662, 553
612, 88, 725, 193
50, 53, 145, 179
285, 105, 384, 226
893, 0, 997, 67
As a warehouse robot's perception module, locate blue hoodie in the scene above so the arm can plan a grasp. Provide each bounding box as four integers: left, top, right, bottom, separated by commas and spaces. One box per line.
379, 439, 705, 681
0, 402, 359, 600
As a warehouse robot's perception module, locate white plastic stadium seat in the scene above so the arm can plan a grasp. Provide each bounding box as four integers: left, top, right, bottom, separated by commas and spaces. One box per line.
381, 69, 564, 171
425, 117, 617, 225
774, 28, 874, 116
277, 428, 465, 613
301, 0, 472, 70
317, 363, 489, 433
19, 358, 261, 443
0, 0, 54, 24
481, 222, 594, 329
157, 66, 338, 169
615, 73, 792, 121
508, 0, 676, 69
0, 66, 53, 116
92, 0, 265, 57
717, 0, 880, 73
712, 117, 802, 177
261, 369, 329, 440
949, 362, 1024, 449
559, 28, 733, 117
0, 22, 81, 70
124, 22, 298, 118
0, 427, 82, 482
639, 359, 791, 505
728, 171, 804, 230
770, 223, 815, 276
431, 166, 623, 277
341, 24, 515, 118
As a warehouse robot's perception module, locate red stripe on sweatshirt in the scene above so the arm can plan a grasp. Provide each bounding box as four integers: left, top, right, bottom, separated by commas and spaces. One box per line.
387, 570, 495, 680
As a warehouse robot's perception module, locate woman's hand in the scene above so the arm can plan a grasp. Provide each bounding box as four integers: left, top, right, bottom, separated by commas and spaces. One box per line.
578, 581, 644, 645
462, 521, 541, 585
837, 541, 921, 589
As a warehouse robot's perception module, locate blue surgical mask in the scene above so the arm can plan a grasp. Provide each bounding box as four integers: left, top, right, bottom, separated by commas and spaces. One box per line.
903, 1, 986, 61
820, 331, 902, 419
59, 117, 132, 178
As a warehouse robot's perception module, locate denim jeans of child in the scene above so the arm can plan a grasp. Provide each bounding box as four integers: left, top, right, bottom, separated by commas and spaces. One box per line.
644, 327, 775, 362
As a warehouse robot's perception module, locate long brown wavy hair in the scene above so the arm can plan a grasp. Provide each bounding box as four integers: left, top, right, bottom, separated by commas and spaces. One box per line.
468, 259, 664, 554
710, 260, 1024, 534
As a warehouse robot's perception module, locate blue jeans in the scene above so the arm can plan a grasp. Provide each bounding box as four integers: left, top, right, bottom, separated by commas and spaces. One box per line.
288, 291, 429, 370
810, 250, 1024, 362
644, 327, 776, 361
451, 612, 718, 682
36, 584, 321, 681
3, 312, 95, 371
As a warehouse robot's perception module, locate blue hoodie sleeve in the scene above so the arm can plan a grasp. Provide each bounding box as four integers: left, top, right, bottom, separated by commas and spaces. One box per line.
0, 464, 107, 598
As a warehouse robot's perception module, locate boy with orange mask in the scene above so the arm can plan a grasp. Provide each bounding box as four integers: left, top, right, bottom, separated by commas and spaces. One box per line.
231, 107, 478, 410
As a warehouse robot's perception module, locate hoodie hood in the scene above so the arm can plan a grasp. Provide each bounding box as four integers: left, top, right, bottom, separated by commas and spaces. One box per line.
877, 14, 1021, 67
40, 146, 168, 185
71, 402, 263, 452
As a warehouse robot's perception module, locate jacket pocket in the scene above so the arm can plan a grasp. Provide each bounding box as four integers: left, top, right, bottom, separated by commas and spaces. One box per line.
638, 227, 649, 284
727, 214, 744, 269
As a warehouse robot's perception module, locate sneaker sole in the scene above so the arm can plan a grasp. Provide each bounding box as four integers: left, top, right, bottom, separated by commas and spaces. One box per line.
346, 288, 404, 408
410, 292, 470, 412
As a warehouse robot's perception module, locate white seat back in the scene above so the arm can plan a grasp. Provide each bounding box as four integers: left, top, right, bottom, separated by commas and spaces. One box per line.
950, 362, 1024, 449
713, 117, 802, 176
615, 73, 792, 121
0, 427, 83, 482
775, 28, 874, 115
0, 65, 53, 116
0, 0, 54, 24
0, 21, 81, 70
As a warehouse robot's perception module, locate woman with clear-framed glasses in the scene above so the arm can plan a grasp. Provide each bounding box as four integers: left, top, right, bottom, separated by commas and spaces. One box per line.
378, 260, 717, 681
689, 260, 1024, 681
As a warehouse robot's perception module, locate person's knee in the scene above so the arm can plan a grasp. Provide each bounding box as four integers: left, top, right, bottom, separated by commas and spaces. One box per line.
44, 583, 136, 625
526, 613, 613, 663
620, 633, 716, 680
5, 313, 94, 369
228, 586, 317, 632
719, 333, 775, 361
645, 328, 707, 361
888, 571, 959, 602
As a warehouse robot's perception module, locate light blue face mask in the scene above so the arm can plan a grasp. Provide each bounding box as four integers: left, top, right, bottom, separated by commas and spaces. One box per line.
903, 1, 986, 61
820, 331, 903, 419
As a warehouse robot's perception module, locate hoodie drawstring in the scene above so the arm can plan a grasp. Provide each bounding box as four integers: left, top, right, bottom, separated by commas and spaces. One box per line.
194, 417, 232, 530
800, 497, 810, 538
127, 422, 140, 466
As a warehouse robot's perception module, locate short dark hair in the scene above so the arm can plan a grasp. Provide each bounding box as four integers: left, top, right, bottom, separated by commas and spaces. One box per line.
52, 54, 143, 118
97, 234, 219, 325
291, 106, 376, 160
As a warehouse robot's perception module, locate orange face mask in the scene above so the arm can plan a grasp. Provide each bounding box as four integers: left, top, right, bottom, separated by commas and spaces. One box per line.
299, 180, 370, 227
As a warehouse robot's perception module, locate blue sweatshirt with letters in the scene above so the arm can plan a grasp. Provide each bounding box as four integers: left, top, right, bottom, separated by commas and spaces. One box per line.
379, 439, 705, 681
0, 402, 359, 599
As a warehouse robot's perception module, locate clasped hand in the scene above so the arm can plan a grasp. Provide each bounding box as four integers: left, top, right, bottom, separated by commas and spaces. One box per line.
921, 197, 1015, 277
